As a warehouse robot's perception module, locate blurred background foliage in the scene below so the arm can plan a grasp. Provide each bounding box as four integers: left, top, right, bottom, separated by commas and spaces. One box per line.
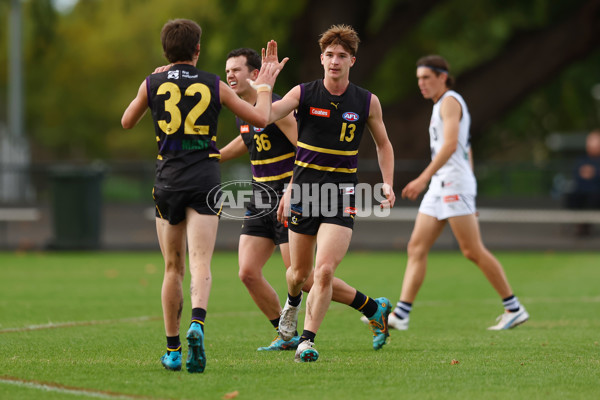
0, 0, 599, 166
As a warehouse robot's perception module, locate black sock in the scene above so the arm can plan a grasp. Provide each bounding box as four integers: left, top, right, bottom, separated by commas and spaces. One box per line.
166, 335, 181, 354
351, 291, 378, 318
270, 317, 280, 330
288, 292, 302, 307
191, 307, 206, 332
299, 330, 316, 344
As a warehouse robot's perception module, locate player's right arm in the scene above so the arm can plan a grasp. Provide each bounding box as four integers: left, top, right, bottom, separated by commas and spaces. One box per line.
268, 86, 301, 124
468, 148, 474, 171
220, 81, 272, 128
401, 95, 460, 200
121, 80, 148, 129
219, 135, 247, 163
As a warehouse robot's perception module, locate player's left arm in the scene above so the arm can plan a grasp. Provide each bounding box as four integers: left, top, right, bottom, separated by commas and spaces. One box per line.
273, 111, 298, 146
121, 80, 148, 129
277, 174, 296, 224
273, 112, 298, 222
367, 93, 395, 208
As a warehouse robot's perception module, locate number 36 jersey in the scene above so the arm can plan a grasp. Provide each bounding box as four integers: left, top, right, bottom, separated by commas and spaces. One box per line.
147, 64, 222, 191
293, 79, 371, 186
236, 93, 295, 195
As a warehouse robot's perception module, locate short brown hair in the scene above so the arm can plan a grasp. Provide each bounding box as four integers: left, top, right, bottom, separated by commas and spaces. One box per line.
318, 24, 360, 56
416, 55, 455, 88
226, 48, 261, 71
161, 19, 202, 63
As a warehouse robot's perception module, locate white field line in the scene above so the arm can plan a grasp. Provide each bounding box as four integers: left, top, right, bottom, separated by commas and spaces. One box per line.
0, 316, 161, 334
0, 376, 174, 400
0, 311, 266, 334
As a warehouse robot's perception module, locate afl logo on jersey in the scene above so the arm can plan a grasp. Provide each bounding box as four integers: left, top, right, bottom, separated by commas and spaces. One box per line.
253, 127, 265, 133
342, 112, 359, 122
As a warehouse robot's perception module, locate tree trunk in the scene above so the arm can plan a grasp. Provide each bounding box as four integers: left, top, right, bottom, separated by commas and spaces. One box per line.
290, 0, 445, 83
290, 0, 600, 188
373, 0, 600, 186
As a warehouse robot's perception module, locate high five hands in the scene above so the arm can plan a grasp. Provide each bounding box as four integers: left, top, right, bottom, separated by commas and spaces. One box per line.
249, 40, 289, 90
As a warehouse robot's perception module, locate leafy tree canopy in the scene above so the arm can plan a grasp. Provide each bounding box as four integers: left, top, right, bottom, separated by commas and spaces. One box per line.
0, 0, 598, 165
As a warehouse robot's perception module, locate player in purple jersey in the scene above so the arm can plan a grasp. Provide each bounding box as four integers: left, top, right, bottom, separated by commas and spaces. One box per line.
122, 19, 286, 372
220, 48, 299, 351
220, 47, 396, 353
263, 25, 396, 362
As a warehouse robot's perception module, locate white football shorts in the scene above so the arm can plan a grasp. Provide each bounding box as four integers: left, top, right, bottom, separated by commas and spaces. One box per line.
418, 190, 476, 220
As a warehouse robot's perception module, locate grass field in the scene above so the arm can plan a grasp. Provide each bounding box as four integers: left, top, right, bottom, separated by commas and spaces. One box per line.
1, 250, 599, 400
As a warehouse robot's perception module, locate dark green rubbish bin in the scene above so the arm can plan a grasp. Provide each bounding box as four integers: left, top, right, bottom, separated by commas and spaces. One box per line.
49, 165, 104, 249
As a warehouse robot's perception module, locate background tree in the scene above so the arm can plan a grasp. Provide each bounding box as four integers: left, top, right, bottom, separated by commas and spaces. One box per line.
1, 0, 599, 191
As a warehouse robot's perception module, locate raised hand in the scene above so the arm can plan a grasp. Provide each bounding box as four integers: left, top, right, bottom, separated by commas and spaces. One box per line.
252, 41, 289, 90
262, 40, 289, 71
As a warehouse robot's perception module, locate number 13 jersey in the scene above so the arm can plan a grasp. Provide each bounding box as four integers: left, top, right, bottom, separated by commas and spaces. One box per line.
293, 79, 371, 186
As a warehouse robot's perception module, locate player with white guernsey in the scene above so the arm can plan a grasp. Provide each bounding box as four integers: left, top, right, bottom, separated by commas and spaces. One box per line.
390, 55, 528, 331
425, 89, 477, 211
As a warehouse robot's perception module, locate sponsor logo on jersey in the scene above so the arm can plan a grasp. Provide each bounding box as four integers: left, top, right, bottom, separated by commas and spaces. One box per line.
181, 70, 198, 79
344, 187, 355, 195
310, 107, 330, 118
443, 195, 460, 203
253, 127, 265, 133
167, 70, 180, 80
181, 139, 209, 150
344, 206, 357, 215
342, 112, 359, 122
240, 125, 250, 133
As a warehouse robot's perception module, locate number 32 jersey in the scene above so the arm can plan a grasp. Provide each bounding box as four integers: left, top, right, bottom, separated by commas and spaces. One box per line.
294, 79, 371, 186
147, 64, 222, 191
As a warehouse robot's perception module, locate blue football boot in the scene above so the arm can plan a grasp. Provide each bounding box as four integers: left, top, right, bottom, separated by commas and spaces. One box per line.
186, 322, 206, 373
160, 349, 182, 371
368, 297, 391, 350
257, 335, 300, 351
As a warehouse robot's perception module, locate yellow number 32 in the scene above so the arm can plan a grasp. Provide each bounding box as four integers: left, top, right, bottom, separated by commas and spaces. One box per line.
157, 82, 211, 135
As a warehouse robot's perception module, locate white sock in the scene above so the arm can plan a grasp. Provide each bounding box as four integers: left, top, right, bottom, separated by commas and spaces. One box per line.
393, 301, 412, 319
502, 295, 521, 312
